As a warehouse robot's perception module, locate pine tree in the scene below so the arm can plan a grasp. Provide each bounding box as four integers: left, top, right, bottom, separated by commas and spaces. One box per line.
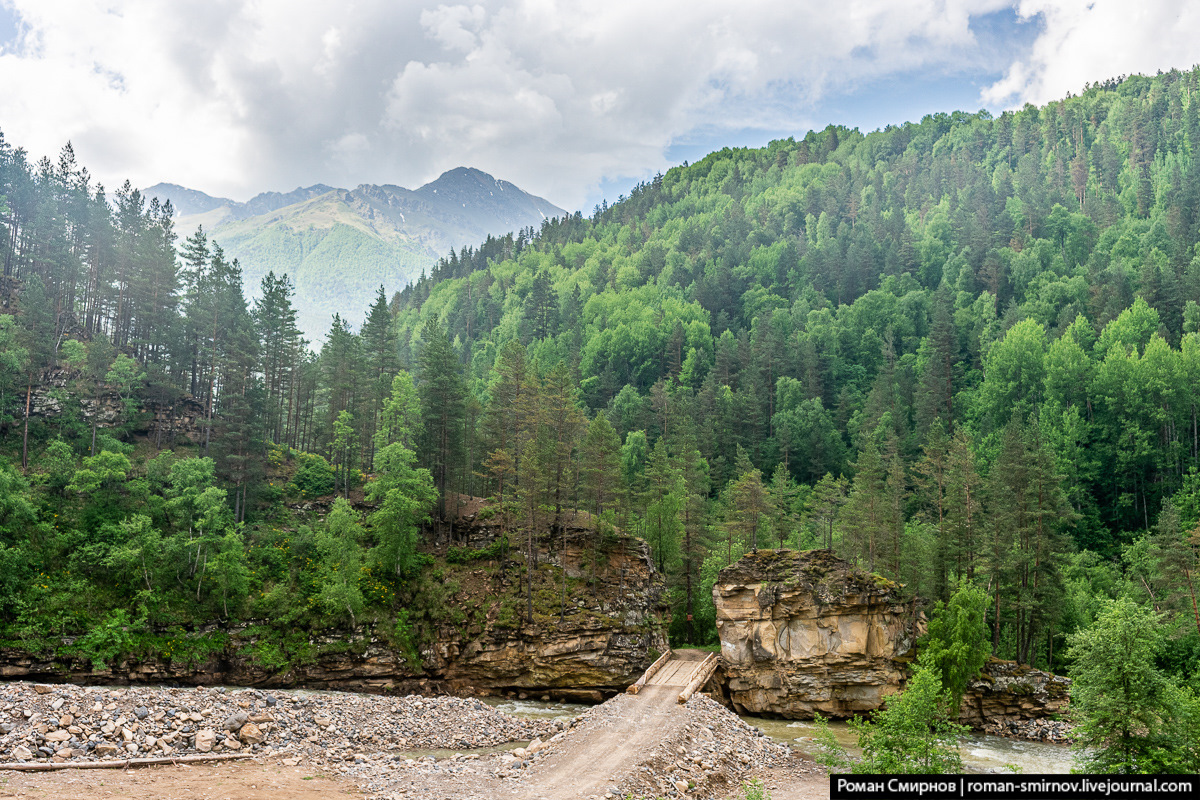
539, 361, 585, 530
580, 413, 622, 517
807, 473, 849, 551
417, 317, 466, 517
254, 271, 302, 444
723, 452, 768, 559
360, 286, 399, 468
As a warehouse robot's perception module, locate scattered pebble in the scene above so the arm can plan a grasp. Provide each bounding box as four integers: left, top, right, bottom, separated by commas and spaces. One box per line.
0, 682, 556, 769
0, 681, 814, 800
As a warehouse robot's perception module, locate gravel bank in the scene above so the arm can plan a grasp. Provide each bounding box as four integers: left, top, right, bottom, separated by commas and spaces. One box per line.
977, 716, 1074, 744
0, 681, 556, 766
0, 681, 813, 799
356, 691, 807, 800
602, 693, 798, 799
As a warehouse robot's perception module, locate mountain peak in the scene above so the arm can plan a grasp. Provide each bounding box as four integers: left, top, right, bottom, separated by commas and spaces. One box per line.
413, 168, 562, 224
142, 183, 234, 217
147, 169, 566, 341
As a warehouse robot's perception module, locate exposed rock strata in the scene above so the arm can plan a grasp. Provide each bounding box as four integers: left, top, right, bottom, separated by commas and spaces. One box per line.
25, 365, 206, 446
961, 659, 1071, 733
715, 549, 921, 718
433, 530, 669, 694
0, 530, 667, 698
714, 549, 1071, 735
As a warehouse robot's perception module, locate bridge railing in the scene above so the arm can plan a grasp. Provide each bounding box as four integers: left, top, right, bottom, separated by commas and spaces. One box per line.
677, 652, 720, 704
626, 648, 672, 694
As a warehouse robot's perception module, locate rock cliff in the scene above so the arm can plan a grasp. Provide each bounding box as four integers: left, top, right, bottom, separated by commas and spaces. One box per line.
0, 527, 668, 700
713, 549, 1072, 737
714, 549, 920, 718
425, 526, 670, 697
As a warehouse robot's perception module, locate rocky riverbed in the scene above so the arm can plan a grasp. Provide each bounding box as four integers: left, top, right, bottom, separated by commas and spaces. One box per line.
0, 682, 557, 765
343, 691, 804, 799
0, 681, 810, 799
976, 716, 1073, 744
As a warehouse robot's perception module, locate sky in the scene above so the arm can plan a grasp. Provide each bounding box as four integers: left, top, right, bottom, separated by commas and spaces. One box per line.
1, 1, 1198, 214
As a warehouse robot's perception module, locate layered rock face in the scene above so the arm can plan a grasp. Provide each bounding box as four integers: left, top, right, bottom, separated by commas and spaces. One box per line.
0, 529, 667, 699
714, 549, 920, 718
430, 528, 670, 696
962, 659, 1071, 731
26, 365, 206, 446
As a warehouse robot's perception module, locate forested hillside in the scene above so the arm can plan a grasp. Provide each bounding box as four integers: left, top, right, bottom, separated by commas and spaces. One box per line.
1, 69, 1199, 683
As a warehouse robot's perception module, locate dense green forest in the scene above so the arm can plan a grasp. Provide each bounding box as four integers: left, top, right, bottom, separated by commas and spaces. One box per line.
2, 69, 1200, 697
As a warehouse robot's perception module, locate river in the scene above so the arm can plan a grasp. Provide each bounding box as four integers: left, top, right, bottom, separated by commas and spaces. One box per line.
482, 698, 1076, 774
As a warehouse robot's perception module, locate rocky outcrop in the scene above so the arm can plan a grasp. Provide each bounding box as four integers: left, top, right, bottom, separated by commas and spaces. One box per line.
0, 528, 668, 699
714, 549, 921, 719
429, 529, 670, 696
961, 659, 1071, 739
26, 365, 206, 446
713, 549, 1072, 737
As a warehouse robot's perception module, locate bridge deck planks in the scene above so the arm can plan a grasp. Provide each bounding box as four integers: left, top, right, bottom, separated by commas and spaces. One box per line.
644, 652, 709, 687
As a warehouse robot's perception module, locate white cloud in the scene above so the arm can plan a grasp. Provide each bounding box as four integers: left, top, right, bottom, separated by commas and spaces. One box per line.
7, 1, 1195, 211
421, 4, 486, 53
983, 0, 1200, 107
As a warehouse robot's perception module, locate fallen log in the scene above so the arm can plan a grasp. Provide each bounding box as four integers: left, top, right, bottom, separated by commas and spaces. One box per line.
0, 753, 253, 772
678, 653, 720, 704
627, 648, 673, 694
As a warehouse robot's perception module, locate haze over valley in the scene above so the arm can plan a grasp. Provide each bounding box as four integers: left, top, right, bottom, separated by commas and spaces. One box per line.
145, 168, 564, 340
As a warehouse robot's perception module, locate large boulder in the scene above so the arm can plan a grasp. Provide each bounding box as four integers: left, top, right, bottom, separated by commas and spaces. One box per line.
714, 549, 921, 718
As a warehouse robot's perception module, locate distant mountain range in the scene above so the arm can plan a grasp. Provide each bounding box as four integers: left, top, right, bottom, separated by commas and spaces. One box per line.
144, 168, 566, 341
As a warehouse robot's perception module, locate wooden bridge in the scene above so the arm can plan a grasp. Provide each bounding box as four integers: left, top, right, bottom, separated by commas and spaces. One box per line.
626, 648, 721, 703
526, 648, 725, 798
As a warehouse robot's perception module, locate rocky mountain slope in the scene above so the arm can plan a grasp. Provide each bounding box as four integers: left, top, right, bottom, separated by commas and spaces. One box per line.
145, 168, 565, 340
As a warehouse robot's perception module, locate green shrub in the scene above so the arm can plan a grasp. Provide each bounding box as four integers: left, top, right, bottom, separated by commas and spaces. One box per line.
445, 536, 511, 564
289, 453, 335, 497
72, 609, 138, 669
741, 778, 771, 800
392, 609, 421, 667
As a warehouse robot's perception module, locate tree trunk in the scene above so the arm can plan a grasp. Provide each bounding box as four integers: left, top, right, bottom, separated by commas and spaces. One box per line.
526, 524, 535, 624
993, 587, 1001, 652
21, 382, 31, 470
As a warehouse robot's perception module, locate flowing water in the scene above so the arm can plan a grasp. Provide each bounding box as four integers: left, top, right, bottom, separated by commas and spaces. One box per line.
481, 697, 590, 723
734, 717, 1075, 774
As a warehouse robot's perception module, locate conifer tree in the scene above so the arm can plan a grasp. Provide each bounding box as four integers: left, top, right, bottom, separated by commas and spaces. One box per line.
361, 286, 399, 468
417, 317, 466, 515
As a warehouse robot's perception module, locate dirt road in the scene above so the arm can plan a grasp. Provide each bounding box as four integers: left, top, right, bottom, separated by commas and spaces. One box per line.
0, 760, 357, 800
523, 649, 708, 799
